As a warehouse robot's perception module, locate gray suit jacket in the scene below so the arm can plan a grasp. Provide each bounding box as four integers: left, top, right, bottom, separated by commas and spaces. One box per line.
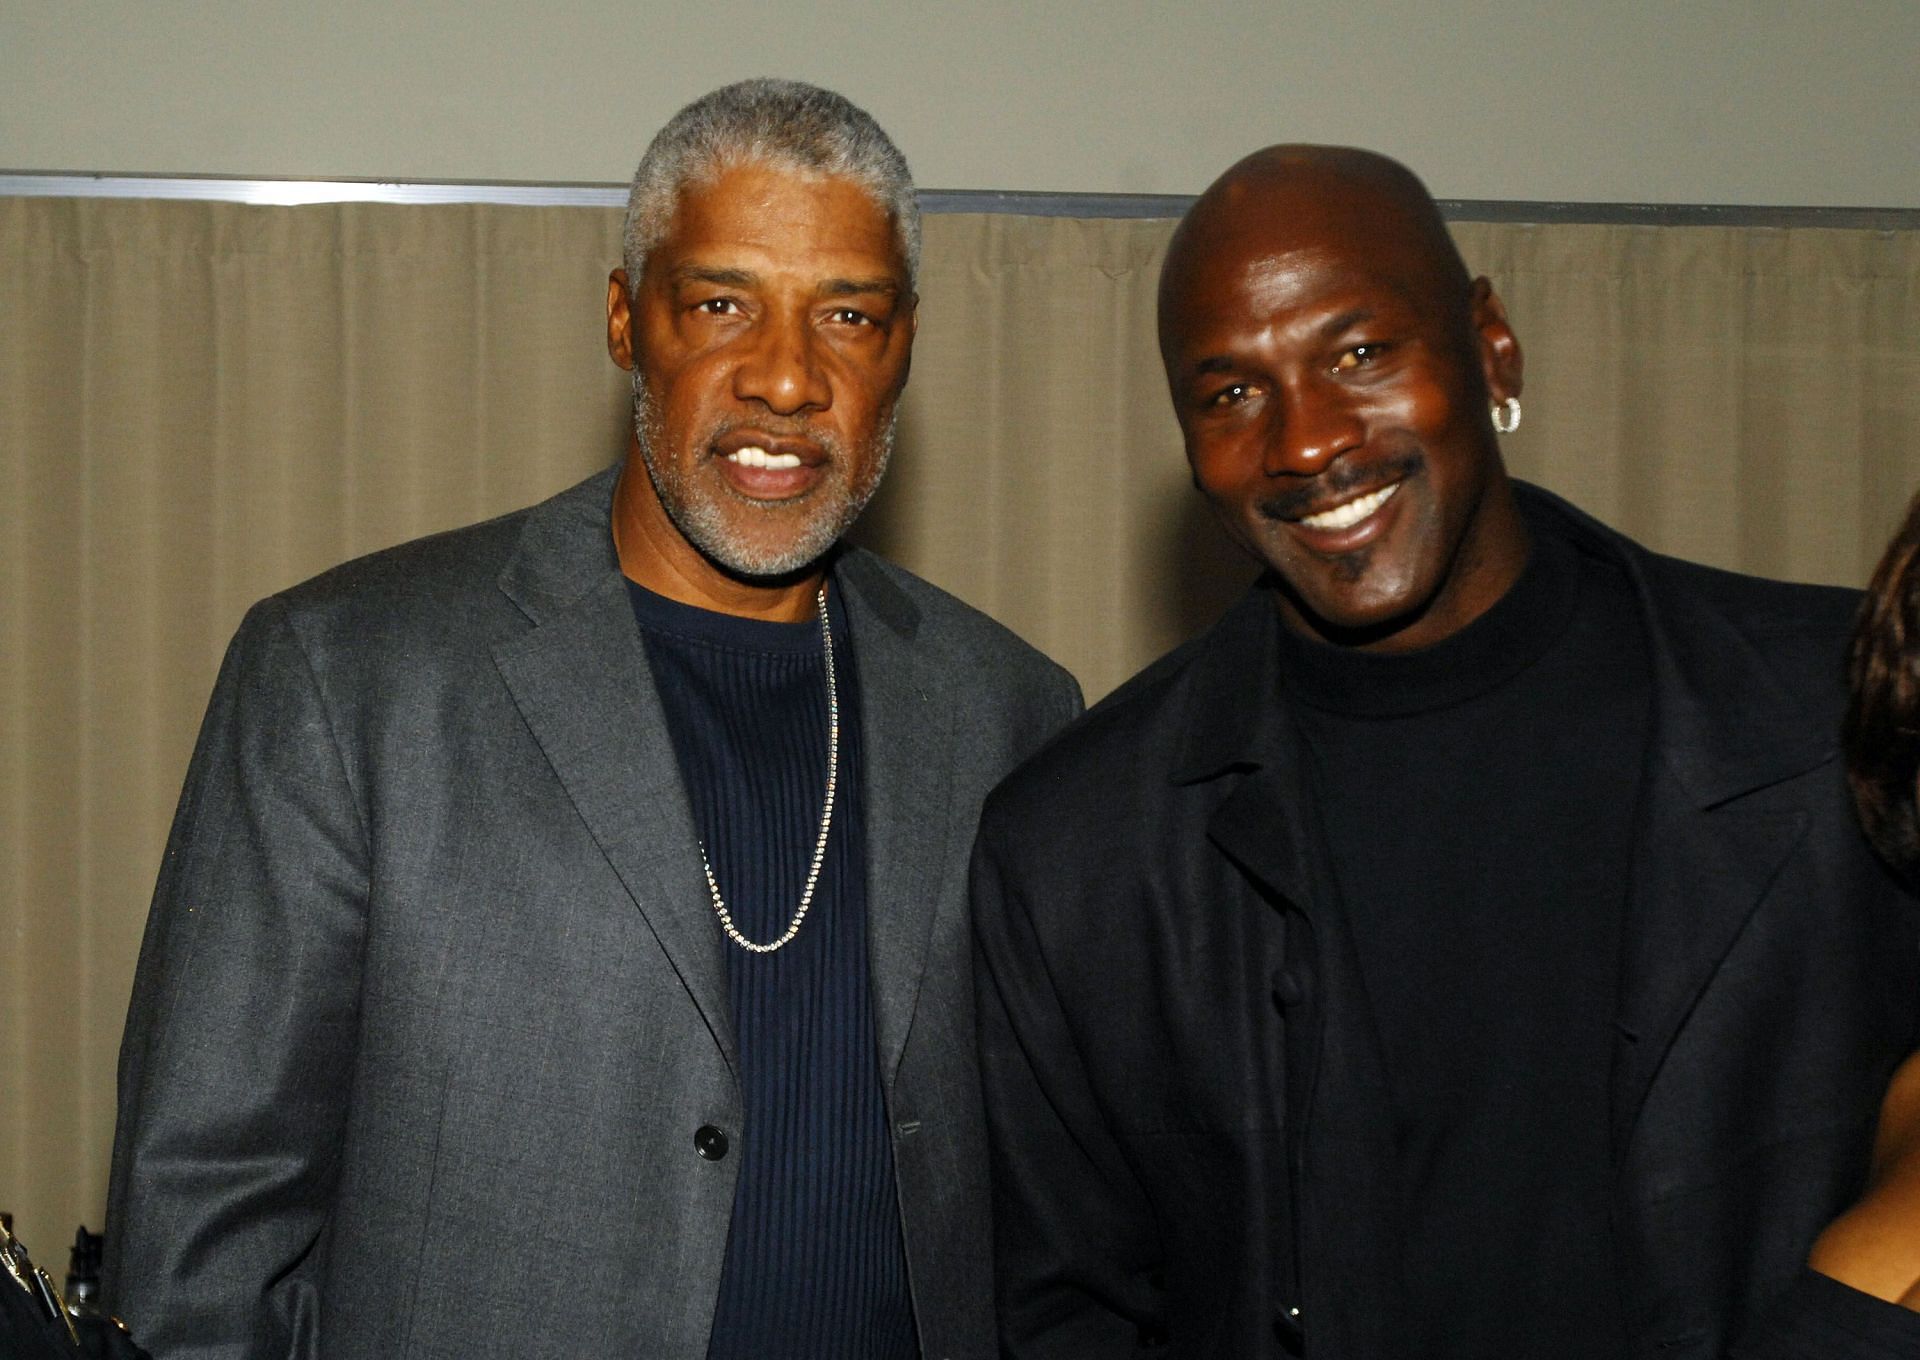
105, 466, 1082, 1360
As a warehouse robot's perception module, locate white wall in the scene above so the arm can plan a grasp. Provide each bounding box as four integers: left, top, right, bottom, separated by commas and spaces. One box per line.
3, 1, 1917, 206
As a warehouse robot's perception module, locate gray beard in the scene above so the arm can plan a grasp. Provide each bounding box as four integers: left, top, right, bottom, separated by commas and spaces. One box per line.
631, 373, 893, 579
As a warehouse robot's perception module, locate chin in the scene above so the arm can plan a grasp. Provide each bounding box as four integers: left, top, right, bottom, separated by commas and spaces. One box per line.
1285, 570, 1442, 646
701, 511, 847, 580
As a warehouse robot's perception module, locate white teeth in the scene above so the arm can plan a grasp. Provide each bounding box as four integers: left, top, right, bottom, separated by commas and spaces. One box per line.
1299, 482, 1399, 532
727, 446, 802, 470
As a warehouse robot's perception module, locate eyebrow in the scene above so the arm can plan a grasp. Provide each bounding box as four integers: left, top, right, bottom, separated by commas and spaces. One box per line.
1183, 305, 1383, 379
819, 277, 902, 299
667, 265, 901, 299
670, 265, 758, 289
1317, 306, 1377, 339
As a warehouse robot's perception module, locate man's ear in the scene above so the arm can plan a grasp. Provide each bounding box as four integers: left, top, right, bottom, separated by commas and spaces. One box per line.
607, 268, 636, 372
1470, 276, 1524, 402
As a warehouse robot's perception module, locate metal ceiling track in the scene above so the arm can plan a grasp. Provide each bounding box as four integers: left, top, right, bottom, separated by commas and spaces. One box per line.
2, 172, 1914, 230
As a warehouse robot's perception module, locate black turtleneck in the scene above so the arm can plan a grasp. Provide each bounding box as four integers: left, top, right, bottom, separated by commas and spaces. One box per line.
1282, 514, 1650, 1358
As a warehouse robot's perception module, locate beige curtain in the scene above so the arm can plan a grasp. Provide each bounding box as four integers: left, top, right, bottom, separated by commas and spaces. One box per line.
5, 195, 1919, 1255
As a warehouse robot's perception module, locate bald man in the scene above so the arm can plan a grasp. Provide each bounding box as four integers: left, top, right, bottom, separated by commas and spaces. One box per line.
971, 147, 1920, 1358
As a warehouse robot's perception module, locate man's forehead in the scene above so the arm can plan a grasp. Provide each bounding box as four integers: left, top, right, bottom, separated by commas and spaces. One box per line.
677, 163, 892, 234
1211, 189, 1432, 277
1167, 238, 1426, 347
649, 162, 906, 284
1165, 187, 1464, 348
1226, 241, 1406, 305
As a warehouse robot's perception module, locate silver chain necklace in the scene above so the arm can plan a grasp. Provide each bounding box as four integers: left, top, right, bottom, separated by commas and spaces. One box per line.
699, 585, 838, 955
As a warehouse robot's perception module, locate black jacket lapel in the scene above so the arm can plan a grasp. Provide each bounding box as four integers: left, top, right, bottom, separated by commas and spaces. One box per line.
1519, 489, 1841, 1164
1180, 588, 1319, 911
1611, 761, 1809, 1159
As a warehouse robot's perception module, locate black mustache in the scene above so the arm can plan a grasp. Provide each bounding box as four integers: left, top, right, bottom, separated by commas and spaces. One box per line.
1255, 453, 1422, 522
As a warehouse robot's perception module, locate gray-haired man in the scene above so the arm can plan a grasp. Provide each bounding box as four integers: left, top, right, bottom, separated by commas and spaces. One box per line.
106, 79, 1080, 1359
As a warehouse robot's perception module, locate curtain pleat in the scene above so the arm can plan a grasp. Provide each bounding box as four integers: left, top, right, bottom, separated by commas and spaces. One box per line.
4, 195, 1918, 1252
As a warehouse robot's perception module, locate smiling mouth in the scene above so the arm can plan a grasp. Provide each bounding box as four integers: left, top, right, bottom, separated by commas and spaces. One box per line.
726, 445, 804, 470
1295, 481, 1400, 531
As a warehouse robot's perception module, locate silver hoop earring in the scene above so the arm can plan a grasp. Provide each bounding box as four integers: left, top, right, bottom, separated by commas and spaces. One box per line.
1491, 396, 1522, 435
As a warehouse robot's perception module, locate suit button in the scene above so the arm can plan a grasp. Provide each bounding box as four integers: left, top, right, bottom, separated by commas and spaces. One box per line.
1271, 970, 1305, 1009
694, 1125, 730, 1160
1134, 1322, 1169, 1349
1274, 1305, 1304, 1353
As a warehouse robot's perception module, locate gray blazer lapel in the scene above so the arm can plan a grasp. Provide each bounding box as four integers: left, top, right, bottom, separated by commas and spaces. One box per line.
837, 553, 954, 1085
490, 471, 735, 1073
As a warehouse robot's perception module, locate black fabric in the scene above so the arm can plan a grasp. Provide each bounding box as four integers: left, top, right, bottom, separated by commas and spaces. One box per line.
1283, 523, 1649, 1356
631, 581, 917, 1360
972, 482, 1918, 1359
1732, 1270, 1920, 1359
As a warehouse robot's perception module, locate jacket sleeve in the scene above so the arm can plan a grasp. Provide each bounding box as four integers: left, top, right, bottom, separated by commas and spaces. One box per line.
104, 598, 368, 1359
1728, 1269, 1920, 1359
971, 814, 1166, 1358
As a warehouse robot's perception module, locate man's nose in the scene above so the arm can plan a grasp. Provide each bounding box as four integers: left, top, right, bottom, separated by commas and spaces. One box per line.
1264, 388, 1364, 476
733, 312, 831, 415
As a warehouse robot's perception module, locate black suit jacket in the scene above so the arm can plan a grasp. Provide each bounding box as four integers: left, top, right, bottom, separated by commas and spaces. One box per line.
973, 484, 1920, 1359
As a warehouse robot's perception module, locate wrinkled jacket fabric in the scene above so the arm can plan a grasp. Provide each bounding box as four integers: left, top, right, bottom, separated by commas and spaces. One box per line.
974, 484, 1919, 1359
107, 466, 1083, 1359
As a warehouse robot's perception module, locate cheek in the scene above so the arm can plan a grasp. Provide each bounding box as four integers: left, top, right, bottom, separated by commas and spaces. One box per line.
835, 349, 910, 424
654, 360, 729, 427
833, 378, 889, 436
1186, 433, 1264, 506
1396, 371, 1472, 436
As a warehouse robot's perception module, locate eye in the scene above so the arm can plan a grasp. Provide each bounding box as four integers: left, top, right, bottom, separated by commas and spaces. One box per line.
827, 306, 875, 327
693, 297, 741, 316
1332, 343, 1387, 372
1205, 382, 1255, 409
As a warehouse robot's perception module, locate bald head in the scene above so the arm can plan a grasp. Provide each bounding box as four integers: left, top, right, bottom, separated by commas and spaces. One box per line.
1161, 145, 1475, 361
1155, 142, 1529, 652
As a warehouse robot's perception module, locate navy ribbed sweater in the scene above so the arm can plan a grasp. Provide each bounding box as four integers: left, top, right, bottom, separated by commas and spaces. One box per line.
629, 580, 917, 1359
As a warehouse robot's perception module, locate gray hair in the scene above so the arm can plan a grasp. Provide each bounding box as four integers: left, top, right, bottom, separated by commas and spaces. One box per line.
623, 78, 920, 292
